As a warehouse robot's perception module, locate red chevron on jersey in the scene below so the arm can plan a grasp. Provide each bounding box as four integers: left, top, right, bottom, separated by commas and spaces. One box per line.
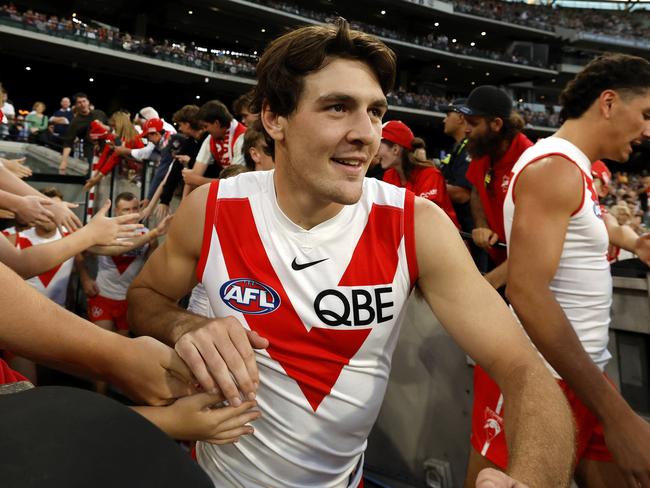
216, 198, 379, 412
16, 236, 63, 287
111, 255, 136, 275
339, 204, 403, 287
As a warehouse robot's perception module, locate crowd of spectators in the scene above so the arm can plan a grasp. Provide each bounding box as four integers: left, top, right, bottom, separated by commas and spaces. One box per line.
604, 171, 650, 234
260, 0, 545, 67
0, 4, 257, 77
453, 0, 650, 45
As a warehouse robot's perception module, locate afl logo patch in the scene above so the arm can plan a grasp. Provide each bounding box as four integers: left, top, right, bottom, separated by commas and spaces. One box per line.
593, 202, 603, 219
220, 278, 281, 315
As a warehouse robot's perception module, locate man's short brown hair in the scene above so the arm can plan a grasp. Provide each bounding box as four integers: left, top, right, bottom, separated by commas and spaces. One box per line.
252, 18, 396, 156
172, 105, 201, 130
40, 187, 63, 200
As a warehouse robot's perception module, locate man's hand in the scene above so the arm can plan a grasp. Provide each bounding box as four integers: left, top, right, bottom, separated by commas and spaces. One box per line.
634, 233, 650, 266
81, 277, 99, 297
111, 336, 198, 405
50, 199, 82, 232
162, 393, 261, 444
58, 158, 68, 175
472, 227, 499, 250
182, 168, 204, 186
83, 174, 103, 192
12, 194, 55, 226
85, 199, 143, 246
604, 413, 650, 488
175, 316, 270, 407
2, 157, 31, 179
476, 468, 529, 488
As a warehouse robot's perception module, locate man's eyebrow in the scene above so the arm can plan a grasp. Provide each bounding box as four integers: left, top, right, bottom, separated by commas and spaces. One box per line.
316, 93, 388, 108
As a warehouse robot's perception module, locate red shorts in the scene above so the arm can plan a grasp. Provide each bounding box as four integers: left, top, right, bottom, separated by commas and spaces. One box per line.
87, 295, 129, 331
470, 364, 613, 468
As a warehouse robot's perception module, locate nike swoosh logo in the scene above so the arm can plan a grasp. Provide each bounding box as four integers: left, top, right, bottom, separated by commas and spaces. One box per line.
291, 257, 328, 271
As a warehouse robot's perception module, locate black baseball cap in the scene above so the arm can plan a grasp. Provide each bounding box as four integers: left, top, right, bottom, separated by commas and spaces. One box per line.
441, 98, 467, 113
459, 86, 513, 118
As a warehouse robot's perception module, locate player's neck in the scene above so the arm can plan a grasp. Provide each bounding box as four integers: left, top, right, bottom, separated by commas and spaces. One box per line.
554, 118, 602, 163
273, 169, 344, 230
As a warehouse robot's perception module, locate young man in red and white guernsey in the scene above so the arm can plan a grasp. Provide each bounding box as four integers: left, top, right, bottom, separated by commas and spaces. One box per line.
81, 192, 169, 337
591, 160, 650, 265
129, 20, 574, 488
181, 100, 246, 196
468, 53, 650, 487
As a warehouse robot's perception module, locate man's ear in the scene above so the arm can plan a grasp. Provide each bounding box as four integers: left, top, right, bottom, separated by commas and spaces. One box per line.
261, 101, 285, 143
490, 117, 504, 132
599, 90, 617, 119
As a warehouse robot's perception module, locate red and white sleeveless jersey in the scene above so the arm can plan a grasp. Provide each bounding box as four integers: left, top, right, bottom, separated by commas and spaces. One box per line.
96, 229, 149, 300
504, 137, 611, 376
15, 227, 73, 306
196, 171, 418, 487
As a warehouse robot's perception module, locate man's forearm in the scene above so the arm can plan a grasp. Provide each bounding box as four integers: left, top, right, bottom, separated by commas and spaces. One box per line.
0, 262, 124, 381
470, 188, 488, 228
499, 360, 574, 487
484, 259, 507, 289
508, 285, 631, 424
89, 229, 158, 256
128, 285, 207, 345
0, 166, 41, 197
447, 184, 471, 204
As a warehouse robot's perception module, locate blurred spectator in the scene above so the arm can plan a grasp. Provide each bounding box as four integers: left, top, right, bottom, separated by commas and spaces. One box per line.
0, 88, 15, 139
25, 101, 48, 143
49, 96, 73, 142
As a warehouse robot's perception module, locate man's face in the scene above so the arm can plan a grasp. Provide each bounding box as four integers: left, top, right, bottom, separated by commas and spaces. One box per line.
177, 121, 191, 136
75, 97, 90, 115
241, 109, 259, 127
606, 90, 650, 163
115, 198, 139, 217
443, 111, 464, 137
375, 141, 401, 170
465, 115, 501, 158
61, 97, 70, 109
146, 132, 162, 145
252, 141, 274, 171
201, 120, 225, 140
270, 57, 387, 206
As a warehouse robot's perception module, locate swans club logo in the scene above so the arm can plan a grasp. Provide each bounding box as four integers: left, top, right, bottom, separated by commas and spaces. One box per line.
220, 278, 281, 315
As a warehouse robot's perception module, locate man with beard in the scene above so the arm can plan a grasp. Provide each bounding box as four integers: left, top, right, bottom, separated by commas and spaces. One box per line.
462, 86, 532, 290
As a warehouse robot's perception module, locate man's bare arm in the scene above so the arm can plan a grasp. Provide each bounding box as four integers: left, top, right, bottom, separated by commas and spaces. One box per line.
0, 261, 195, 405
447, 184, 471, 204
507, 157, 650, 486
128, 184, 268, 407
604, 212, 650, 265
415, 198, 574, 487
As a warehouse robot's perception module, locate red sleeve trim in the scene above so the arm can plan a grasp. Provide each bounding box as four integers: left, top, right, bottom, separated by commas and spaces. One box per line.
196, 181, 220, 282
403, 190, 419, 290
510, 152, 586, 216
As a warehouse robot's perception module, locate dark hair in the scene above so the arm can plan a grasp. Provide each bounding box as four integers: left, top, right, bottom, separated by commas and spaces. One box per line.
196, 100, 233, 126
115, 191, 137, 205
40, 187, 63, 200
242, 122, 269, 171
490, 111, 525, 141
232, 90, 255, 118
173, 105, 201, 130
560, 53, 650, 121
72, 92, 88, 103
252, 17, 396, 156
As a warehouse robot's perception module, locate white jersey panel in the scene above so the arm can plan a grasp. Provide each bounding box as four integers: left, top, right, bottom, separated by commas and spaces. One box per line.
19, 228, 73, 306
197, 171, 416, 487
96, 229, 150, 300
503, 137, 612, 376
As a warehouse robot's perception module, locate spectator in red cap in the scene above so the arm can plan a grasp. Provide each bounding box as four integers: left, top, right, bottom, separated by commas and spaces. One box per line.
378, 120, 460, 227
112, 117, 165, 165
591, 160, 650, 264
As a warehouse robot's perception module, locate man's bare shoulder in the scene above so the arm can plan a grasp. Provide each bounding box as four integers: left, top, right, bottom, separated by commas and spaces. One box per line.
166, 183, 211, 258
514, 155, 584, 213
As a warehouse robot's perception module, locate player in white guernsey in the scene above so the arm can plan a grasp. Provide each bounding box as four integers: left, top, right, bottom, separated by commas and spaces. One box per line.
469, 54, 650, 488
129, 20, 575, 488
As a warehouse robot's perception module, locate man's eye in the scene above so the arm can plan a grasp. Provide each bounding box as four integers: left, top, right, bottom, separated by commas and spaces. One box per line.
370, 108, 384, 118
329, 104, 345, 113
